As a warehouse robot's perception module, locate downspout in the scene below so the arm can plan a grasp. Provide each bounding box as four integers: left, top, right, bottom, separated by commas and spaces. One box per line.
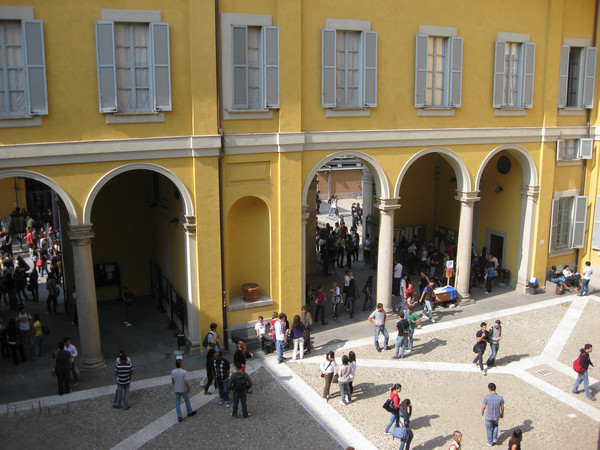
215, 0, 228, 350
578, 0, 599, 270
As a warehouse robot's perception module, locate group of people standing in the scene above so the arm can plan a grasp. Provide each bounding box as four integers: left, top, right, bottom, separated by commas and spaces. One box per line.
319, 350, 357, 406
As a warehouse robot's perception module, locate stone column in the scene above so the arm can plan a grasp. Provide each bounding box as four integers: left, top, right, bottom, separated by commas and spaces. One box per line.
516, 185, 540, 291
455, 191, 480, 305
361, 171, 374, 242
375, 198, 401, 313
183, 216, 201, 354
301, 205, 311, 305
306, 176, 318, 273
68, 225, 106, 371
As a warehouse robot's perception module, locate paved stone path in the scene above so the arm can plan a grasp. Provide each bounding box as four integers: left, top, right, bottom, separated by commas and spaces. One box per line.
3, 292, 599, 449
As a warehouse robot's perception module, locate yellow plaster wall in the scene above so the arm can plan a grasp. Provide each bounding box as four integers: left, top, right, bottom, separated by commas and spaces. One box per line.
0, 178, 26, 218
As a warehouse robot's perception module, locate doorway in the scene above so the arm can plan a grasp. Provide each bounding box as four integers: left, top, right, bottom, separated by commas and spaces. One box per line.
487, 229, 507, 269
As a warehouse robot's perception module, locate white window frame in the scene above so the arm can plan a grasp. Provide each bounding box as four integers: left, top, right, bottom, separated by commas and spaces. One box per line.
322, 18, 376, 117
96, 9, 170, 124
550, 191, 588, 253
221, 13, 279, 120
558, 37, 597, 110
415, 25, 462, 116
0, 6, 46, 128
592, 195, 600, 250
493, 32, 535, 115
556, 137, 594, 162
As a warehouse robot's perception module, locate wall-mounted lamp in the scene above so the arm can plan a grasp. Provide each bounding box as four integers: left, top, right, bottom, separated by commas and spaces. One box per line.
494, 186, 503, 193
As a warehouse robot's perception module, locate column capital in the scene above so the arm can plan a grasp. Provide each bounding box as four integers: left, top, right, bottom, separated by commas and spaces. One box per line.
375, 197, 401, 212
301, 204, 310, 222
68, 224, 94, 245
455, 191, 480, 204
520, 184, 540, 201
183, 215, 196, 235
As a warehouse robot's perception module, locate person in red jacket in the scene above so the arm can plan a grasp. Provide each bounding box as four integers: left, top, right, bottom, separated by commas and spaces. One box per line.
573, 344, 596, 400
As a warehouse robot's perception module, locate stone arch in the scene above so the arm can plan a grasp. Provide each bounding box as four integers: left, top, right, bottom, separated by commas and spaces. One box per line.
394, 147, 472, 196
475, 144, 538, 190
0, 169, 79, 224
302, 150, 390, 203
83, 162, 194, 224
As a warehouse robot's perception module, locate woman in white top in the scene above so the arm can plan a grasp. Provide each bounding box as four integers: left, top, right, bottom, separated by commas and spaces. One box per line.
338, 355, 353, 405
320, 351, 336, 401
330, 282, 341, 320
348, 351, 357, 397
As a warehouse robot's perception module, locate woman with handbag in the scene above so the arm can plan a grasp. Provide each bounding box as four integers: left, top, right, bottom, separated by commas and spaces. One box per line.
320, 351, 336, 401
330, 282, 341, 321
397, 398, 413, 450
384, 383, 402, 434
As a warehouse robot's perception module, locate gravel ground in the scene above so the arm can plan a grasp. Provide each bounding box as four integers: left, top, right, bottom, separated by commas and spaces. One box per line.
289, 363, 599, 449
558, 297, 600, 369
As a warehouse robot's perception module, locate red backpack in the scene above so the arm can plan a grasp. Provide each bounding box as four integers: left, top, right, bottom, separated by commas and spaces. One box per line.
573, 354, 586, 373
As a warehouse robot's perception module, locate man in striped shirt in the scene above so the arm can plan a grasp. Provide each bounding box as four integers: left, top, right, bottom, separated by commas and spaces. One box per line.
113, 351, 134, 410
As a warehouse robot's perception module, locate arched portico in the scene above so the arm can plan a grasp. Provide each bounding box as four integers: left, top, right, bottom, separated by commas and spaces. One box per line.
0, 169, 79, 224
476, 145, 539, 291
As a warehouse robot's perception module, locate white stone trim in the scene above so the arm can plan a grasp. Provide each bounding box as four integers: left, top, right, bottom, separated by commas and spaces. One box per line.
494, 109, 526, 116
0, 6, 34, 19
419, 24, 457, 37
101, 9, 161, 22
325, 108, 370, 117
559, 109, 586, 116
0, 116, 42, 128
553, 189, 580, 199
106, 112, 164, 124
417, 108, 455, 116
326, 18, 371, 31
497, 32, 530, 43
562, 37, 592, 48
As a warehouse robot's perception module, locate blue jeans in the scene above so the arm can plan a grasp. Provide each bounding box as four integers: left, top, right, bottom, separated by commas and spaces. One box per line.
276, 339, 285, 362
339, 381, 351, 403
216, 378, 229, 403
385, 411, 399, 433
362, 294, 373, 311
573, 369, 593, 398
485, 419, 499, 444
486, 343, 499, 367
174, 391, 193, 418
374, 325, 389, 350
423, 300, 433, 320
115, 383, 131, 409
582, 278, 591, 296
33, 335, 42, 359
348, 296, 355, 316
232, 390, 248, 417
399, 428, 414, 450
394, 335, 406, 358
408, 328, 414, 351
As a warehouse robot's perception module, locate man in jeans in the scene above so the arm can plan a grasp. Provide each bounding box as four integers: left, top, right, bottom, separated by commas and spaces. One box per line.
213, 350, 230, 408
392, 311, 409, 359
368, 303, 389, 352
486, 320, 502, 368
481, 382, 504, 446
113, 351, 134, 410
171, 358, 197, 422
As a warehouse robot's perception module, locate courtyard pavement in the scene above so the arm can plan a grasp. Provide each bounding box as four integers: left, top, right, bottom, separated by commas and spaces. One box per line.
2, 211, 600, 448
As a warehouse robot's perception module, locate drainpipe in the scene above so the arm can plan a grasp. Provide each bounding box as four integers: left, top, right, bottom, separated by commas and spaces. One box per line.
215, 0, 228, 350
578, 0, 599, 270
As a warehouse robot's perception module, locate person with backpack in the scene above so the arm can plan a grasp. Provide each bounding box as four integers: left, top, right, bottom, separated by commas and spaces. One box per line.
384, 383, 402, 434
229, 362, 252, 418
393, 311, 410, 359
572, 344, 596, 400
314, 285, 327, 326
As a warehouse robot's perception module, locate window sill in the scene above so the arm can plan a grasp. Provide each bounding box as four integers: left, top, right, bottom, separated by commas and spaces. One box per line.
0, 115, 42, 128
558, 108, 586, 116
548, 249, 576, 257
325, 107, 371, 118
228, 295, 274, 311
417, 107, 455, 117
223, 108, 273, 120
556, 159, 582, 166
106, 112, 165, 124
494, 108, 526, 116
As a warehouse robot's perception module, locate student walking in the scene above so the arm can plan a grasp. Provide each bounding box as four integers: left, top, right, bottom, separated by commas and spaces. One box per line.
368, 303, 390, 352
229, 362, 252, 418
481, 382, 504, 446
171, 358, 197, 422
473, 322, 489, 375
572, 344, 596, 400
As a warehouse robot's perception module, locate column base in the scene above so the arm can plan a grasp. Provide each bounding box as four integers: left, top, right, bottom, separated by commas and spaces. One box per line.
188, 343, 203, 356
80, 356, 107, 372
515, 281, 530, 293
458, 293, 475, 306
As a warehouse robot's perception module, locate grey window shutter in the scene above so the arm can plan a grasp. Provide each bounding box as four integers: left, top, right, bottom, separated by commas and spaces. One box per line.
263, 25, 279, 109
95, 21, 117, 113
578, 138, 593, 159
22, 20, 48, 115
232, 25, 248, 109
363, 30, 377, 107
582, 46, 597, 109
322, 28, 336, 108
415, 34, 428, 107
592, 196, 600, 250
150, 22, 171, 111
449, 36, 463, 107
550, 198, 559, 250
493, 40, 506, 108
572, 196, 588, 249
522, 42, 535, 108
557, 45, 569, 108
556, 139, 564, 161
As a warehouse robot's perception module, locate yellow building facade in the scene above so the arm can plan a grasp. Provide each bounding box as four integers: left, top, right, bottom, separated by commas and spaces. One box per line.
0, 0, 599, 368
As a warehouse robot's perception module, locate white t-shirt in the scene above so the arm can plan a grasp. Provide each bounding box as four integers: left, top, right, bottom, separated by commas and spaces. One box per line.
394, 262, 403, 278
17, 312, 31, 331
369, 309, 386, 326
584, 266, 593, 280
255, 322, 266, 336
274, 320, 286, 341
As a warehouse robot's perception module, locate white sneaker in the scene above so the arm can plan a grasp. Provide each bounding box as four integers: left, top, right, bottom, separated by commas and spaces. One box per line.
339, 400, 346, 405
405, 349, 411, 354
431, 319, 436, 323
126, 323, 133, 327
421, 316, 428, 321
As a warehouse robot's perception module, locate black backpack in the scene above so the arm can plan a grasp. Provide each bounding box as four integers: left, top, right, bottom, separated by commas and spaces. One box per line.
202, 332, 211, 348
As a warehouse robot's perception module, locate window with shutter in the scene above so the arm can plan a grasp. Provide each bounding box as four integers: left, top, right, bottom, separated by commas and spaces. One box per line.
559, 43, 597, 109
592, 196, 600, 250
550, 194, 589, 252
571, 196, 588, 249
0, 19, 47, 117
492, 36, 535, 110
